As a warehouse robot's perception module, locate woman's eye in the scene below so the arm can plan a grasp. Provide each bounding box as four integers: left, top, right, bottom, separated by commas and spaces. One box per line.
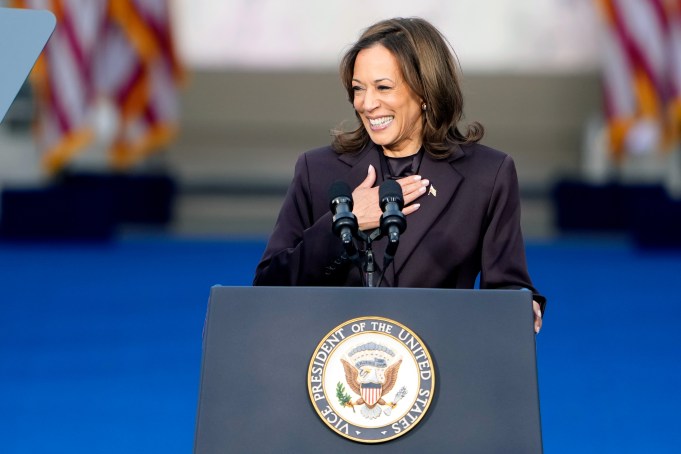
377, 85, 392, 91
352, 85, 363, 92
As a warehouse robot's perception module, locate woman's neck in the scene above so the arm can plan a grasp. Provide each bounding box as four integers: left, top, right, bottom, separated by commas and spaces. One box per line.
382, 140, 422, 158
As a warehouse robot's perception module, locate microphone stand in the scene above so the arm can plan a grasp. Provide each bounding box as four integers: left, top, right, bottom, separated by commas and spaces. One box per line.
341, 242, 365, 286
357, 228, 382, 287
376, 254, 394, 288
329, 179, 405, 288
374, 179, 406, 288
365, 247, 375, 287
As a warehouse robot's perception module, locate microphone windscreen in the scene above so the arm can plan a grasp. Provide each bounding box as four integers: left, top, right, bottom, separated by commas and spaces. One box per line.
328, 180, 353, 208
379, 179, 403, 203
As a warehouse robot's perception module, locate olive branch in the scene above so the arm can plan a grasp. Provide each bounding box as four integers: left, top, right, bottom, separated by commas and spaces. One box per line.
336, 382, 354, 412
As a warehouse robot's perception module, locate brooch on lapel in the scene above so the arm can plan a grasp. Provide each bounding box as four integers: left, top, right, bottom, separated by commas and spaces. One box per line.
428, 184, 437, 197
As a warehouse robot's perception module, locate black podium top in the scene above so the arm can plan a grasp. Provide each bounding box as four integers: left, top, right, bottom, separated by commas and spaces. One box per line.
195, 287, 542, 453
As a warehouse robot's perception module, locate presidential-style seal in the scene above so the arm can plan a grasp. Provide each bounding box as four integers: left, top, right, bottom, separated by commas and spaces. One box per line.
307, 316, 435, 443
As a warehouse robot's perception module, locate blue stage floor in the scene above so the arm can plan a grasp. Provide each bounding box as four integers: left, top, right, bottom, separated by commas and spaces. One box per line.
1, 236, 680, 453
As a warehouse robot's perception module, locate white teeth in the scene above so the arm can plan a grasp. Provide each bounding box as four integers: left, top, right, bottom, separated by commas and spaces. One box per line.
369, 116, 393, 126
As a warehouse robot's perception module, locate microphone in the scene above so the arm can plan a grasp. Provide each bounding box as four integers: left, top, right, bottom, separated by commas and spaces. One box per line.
379, 180, 406, 260
328, 181, 359, 259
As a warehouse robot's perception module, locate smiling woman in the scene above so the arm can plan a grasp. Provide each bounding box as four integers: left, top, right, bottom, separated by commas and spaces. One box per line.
253, 17, 545, 333
335, 18, 483, 160
350, 45, 424, 158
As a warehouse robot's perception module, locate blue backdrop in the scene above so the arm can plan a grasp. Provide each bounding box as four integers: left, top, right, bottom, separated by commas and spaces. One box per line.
1, 237, 679, 453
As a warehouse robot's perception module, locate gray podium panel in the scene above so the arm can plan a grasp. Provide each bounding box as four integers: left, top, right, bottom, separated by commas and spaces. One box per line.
0, 7, 55, 122
195, 287, 542, 453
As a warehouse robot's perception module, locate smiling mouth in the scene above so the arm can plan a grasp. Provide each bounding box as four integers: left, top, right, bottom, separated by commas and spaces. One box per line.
368, 116, 394, 130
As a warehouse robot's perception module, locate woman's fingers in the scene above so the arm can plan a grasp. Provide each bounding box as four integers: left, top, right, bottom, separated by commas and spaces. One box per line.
358, 164, 376, 188
402, 203, 421, 216
399, 176, 429, 204
533, 300, 542, 334
352, 166, 381, 230
352, 171, 430, 230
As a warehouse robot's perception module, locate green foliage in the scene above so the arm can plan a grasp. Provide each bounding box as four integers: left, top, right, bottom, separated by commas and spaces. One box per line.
336, 382, 352, 407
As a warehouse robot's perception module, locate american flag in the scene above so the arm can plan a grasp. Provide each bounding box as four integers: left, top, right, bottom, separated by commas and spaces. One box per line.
12, 0, 183, 172
361, 383, 382, 407
596, 0, 681, 158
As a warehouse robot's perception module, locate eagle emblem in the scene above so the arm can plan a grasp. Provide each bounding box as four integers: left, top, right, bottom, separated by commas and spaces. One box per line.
337, 342, 408, 419
308, 317, 435, 442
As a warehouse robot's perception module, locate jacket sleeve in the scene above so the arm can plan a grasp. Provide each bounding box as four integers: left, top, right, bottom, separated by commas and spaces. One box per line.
480, 155, 547, 311
253, 153, 350, 286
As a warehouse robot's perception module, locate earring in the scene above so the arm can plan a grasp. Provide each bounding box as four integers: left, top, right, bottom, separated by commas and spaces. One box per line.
421, 102, 427, 111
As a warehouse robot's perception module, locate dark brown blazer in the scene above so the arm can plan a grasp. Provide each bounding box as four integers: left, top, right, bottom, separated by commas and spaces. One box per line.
254, 141, 545, 307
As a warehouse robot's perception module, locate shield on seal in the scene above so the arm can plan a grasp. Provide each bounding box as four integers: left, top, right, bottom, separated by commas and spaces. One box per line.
360, 383, 382, 406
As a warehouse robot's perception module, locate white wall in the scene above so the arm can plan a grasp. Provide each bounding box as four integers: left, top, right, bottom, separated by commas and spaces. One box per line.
170, 0, 600, 72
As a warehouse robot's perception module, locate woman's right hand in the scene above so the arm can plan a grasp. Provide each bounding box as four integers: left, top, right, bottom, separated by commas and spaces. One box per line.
352, 165, 429, 231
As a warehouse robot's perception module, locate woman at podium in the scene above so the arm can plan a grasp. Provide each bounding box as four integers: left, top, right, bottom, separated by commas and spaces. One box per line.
253, 17, 545, 332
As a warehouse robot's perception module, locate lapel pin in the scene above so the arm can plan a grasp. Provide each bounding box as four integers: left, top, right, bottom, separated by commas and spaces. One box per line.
428, 184, 437, 197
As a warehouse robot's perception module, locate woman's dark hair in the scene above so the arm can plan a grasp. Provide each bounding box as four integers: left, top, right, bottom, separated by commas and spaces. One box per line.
332, 17, 484, 157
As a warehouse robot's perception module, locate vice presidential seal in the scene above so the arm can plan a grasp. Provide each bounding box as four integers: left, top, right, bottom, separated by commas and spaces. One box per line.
307, 316, 435, 443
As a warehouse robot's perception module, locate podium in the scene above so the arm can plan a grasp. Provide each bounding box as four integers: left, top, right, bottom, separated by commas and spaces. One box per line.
194, 287, 543, 453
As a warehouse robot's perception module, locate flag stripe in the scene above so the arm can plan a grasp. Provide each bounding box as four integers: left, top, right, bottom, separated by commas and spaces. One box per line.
597, 0, 681, 156
14, 0, 183, 172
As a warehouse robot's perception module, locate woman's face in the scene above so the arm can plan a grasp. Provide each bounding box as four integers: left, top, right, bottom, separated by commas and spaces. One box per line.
352, 44, 423, 157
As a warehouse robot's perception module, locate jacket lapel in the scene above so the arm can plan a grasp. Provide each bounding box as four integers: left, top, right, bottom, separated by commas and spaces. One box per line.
337, 142, 384, 188
392, 145, 466, 279
337, 142, 466, 287
337, 144, 386, 286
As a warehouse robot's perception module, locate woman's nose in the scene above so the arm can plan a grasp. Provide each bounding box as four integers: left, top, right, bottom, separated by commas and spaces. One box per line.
363, 88, 379, 111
